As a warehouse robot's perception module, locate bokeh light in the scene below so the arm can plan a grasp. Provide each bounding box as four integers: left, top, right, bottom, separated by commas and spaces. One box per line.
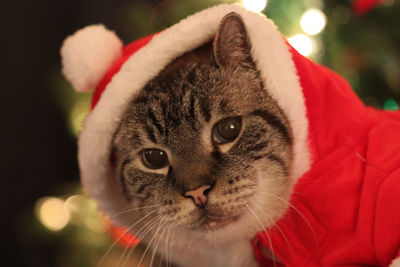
64, 194, 86, 223
69, 100, 90, 136
35, 197, 70, 231
311, 37, 324, 58
288, 34, 313, 57
242, 0, 267, 13
301, 9, 327, 35
384, 99, 399, 110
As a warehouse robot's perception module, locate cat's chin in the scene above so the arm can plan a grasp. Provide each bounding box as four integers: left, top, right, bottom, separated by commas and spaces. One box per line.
196, 215, 241, 232
182, 214, 257, 246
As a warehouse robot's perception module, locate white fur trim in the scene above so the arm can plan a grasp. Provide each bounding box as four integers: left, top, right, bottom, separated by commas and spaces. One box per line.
78, 4, 311, 224
61, 25, 123, 92
391, 258, 400, 267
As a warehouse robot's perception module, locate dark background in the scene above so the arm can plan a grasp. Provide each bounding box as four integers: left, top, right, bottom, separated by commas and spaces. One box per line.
1, 1, 159, 266
1, 0, 399, 266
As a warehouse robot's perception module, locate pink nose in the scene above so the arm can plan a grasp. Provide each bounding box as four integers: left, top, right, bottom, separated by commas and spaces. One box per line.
184, 185, 211, 207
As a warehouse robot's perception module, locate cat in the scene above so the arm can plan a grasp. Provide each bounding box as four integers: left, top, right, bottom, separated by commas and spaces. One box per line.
61, 3, 400, 265
111, 12, 292, 267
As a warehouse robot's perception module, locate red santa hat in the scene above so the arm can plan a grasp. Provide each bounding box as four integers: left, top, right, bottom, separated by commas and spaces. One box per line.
61, 3, 311, 227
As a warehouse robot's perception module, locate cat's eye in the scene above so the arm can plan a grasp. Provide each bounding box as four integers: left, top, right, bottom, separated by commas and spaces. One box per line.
212, 117, 242, 144
142, 149, 169, 169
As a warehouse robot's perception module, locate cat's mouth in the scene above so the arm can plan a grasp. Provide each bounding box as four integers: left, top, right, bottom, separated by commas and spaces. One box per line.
197, 214, 240, 231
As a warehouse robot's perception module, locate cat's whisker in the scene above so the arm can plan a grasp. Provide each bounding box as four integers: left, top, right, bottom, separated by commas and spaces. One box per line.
117, 215, 162, 267
148, 229, 161, 267
163, 225, 169, 267
155, 219, 171, 266
244, 202, 277, 267
158, 221, 173, 267
117, 237, 133, 267
137, 216, 168, 267
248, 197, 293, 260
117, 216, 159, 267
265, 192, 318, 249
121, 214, 163, 267
98, 209, 159, 267
168, 226, 177, 267
236, 187, 294, 262
271, 220, 292, 254
149, 218, 170, 267
111, 203, 163, 219
164, 223, 173, 267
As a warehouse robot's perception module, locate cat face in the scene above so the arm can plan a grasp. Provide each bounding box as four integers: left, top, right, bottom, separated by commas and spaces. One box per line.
112, 13, 293, 242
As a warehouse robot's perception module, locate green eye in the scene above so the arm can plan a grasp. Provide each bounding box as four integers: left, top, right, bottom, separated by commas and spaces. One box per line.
142, 149, 169, 169
213, 117, 242, 144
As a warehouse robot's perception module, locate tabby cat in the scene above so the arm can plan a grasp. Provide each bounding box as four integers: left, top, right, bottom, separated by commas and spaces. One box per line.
112, 12, 292, 267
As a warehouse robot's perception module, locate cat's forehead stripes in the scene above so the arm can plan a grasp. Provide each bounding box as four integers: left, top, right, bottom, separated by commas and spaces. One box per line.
147, 108, 164, 136
133, 66, 216, 147
144, 125, 157, 143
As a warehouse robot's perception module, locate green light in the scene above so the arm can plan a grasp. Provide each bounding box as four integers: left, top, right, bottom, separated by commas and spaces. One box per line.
383, 99, 399, 111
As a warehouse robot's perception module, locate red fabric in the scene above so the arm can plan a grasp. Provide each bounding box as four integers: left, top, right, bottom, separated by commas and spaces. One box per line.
91, 34, 155, 110
89, 34, 400, 263
352, 0, 384, 16
253, 46, 400, 266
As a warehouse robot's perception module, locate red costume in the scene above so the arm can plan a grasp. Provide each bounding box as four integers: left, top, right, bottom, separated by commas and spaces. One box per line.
252, 46, 400, 267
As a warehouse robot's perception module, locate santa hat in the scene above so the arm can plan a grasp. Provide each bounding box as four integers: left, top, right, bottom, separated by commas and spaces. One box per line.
60, 3, 316, 228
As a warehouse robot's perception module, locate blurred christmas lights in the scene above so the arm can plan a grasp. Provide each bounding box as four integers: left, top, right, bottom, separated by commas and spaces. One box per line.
384, 99, 399, 111
64, 194, 86, 223
288, 34, 313, 57
70, 100, 89, 136
36, 194, 110, 235
84, 200, 108, 233
242, 0, 267, 13
35, 197, 70, 231
311, 37, 324, 58
301, 9, 327, 35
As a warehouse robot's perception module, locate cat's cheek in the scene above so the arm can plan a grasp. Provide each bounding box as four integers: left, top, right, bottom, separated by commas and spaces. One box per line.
251, 167, 292, 227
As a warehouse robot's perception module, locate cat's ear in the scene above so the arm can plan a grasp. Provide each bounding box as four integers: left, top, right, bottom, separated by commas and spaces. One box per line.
213, 12, 253, 68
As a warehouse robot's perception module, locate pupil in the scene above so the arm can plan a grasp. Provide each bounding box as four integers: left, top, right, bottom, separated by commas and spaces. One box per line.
143, 149, 168, 169
219, 121, 237, 139
214, 117, 242, 143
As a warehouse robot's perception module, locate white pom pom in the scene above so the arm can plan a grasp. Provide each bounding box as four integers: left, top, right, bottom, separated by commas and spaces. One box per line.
60, 25, 123, 92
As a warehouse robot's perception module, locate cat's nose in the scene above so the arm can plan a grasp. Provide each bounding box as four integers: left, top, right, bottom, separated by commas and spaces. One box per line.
184, 185, 211, 207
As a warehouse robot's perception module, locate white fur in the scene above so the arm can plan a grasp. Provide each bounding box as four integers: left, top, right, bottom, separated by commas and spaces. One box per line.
391, 258, 400, 267
158, 238, 258, 267
61, 24, 123, 92
75, 3, 311, 228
